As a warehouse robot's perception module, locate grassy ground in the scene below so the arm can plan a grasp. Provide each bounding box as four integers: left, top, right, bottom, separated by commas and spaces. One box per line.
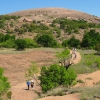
70, 49, 100, 74
0, 48, 63, 54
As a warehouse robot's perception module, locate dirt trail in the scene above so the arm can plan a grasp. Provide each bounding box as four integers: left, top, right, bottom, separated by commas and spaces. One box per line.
70, 50, 81, 64
11, 81, 40, 100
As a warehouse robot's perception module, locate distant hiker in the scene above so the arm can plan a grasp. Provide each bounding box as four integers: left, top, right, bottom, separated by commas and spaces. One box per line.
31, 80, 34, 90
72, 47, 77, 60
72, 47, 76, 54
26, 81, 30, 90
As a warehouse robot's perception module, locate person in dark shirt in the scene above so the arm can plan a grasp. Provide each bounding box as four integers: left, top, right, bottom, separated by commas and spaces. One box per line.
26, 81, 30, 90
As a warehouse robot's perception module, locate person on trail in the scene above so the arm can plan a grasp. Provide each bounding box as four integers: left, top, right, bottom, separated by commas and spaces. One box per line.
72, 47, 77, 59
26, 81, 30, 90
31, 80, 34, 90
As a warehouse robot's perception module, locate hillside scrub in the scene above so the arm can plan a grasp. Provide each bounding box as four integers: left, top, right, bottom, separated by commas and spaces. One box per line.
0, 15, 100, 49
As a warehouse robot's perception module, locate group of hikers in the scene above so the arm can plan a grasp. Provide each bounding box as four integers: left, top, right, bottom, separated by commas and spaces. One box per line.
26, 79, 34, 90
71, 47, 77, 59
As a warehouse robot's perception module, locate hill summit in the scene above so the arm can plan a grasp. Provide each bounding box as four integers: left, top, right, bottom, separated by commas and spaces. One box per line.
9, 7, 100, 24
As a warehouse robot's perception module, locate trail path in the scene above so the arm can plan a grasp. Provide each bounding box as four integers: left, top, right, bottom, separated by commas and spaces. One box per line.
11, 81, 41, 100
70, 50, 81, 64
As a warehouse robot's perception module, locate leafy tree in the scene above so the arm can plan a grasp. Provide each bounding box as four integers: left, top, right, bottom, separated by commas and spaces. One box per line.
15, 39, 27, 50
24, 38, 38, 48
37, 34, 58, 47
39, 64, 77, 92
0, 67, 11, 96
62, 39, 69, 47
0, 39, 15, 48
68, 37, 80, 47
81, 30, 100, 48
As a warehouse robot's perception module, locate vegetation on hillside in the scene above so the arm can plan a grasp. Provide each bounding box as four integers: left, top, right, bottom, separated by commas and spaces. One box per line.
0, 15, 100, 50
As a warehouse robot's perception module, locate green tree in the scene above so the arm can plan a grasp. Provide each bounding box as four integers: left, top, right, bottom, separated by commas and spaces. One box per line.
81, 30, 100, 48
0, 67, 11, 96
24, 38, 38, 48
62, 39, 69, 47
37, 34, 58, 47
15, 39, 27, 50
68, 37, 80, 47
39, 64, 77, 92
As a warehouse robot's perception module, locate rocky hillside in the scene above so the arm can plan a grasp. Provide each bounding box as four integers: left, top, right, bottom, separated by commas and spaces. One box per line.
0, 8, 100, 42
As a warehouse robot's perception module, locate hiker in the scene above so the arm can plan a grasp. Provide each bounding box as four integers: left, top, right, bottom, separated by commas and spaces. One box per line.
26, 81, 30, 90
31, 79, 34, 90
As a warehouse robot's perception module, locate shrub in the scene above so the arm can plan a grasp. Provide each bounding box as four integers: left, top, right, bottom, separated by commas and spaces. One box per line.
62, 39, 69, 47
24, 38, 38, 48
37, 34, 59, 47
68, 37, 80, 47
15, 39, 27, 50
39, 64, 77, 92
0, 67, 11, 96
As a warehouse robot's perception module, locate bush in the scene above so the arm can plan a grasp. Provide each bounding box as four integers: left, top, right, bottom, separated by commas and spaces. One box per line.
39, 64, 77, 92
37, 34, 59, 47
0, 67, 11, 96
15, 39, 27, 50
24, 38, 38, 48
62, 39, 69, 47
68, 37, 80, 47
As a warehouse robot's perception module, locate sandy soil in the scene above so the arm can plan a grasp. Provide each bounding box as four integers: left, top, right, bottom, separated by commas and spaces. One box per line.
0, 49, 100, 100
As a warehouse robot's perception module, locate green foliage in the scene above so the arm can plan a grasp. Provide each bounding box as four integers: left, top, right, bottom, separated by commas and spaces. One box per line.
39, 64, 77, 92
0, 34, 15, 48
52, 18, 90, 34
0, 20, 4, 28
0, 67, 11, 96
24, 38, 38, 48
53, 28, 61, 37
68, 36, 80, 47
25, 62, 40, 78
0, 39, 15, 48
0, 15, 20, 20
62, 39, 69, 47
81, 30, 100, 48
15, 39, 27, 50
37, 34, 59, 47
56, 49, 70, 60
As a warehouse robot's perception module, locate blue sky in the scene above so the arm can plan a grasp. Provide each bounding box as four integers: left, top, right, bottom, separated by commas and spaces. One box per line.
0, 0, 100, 17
